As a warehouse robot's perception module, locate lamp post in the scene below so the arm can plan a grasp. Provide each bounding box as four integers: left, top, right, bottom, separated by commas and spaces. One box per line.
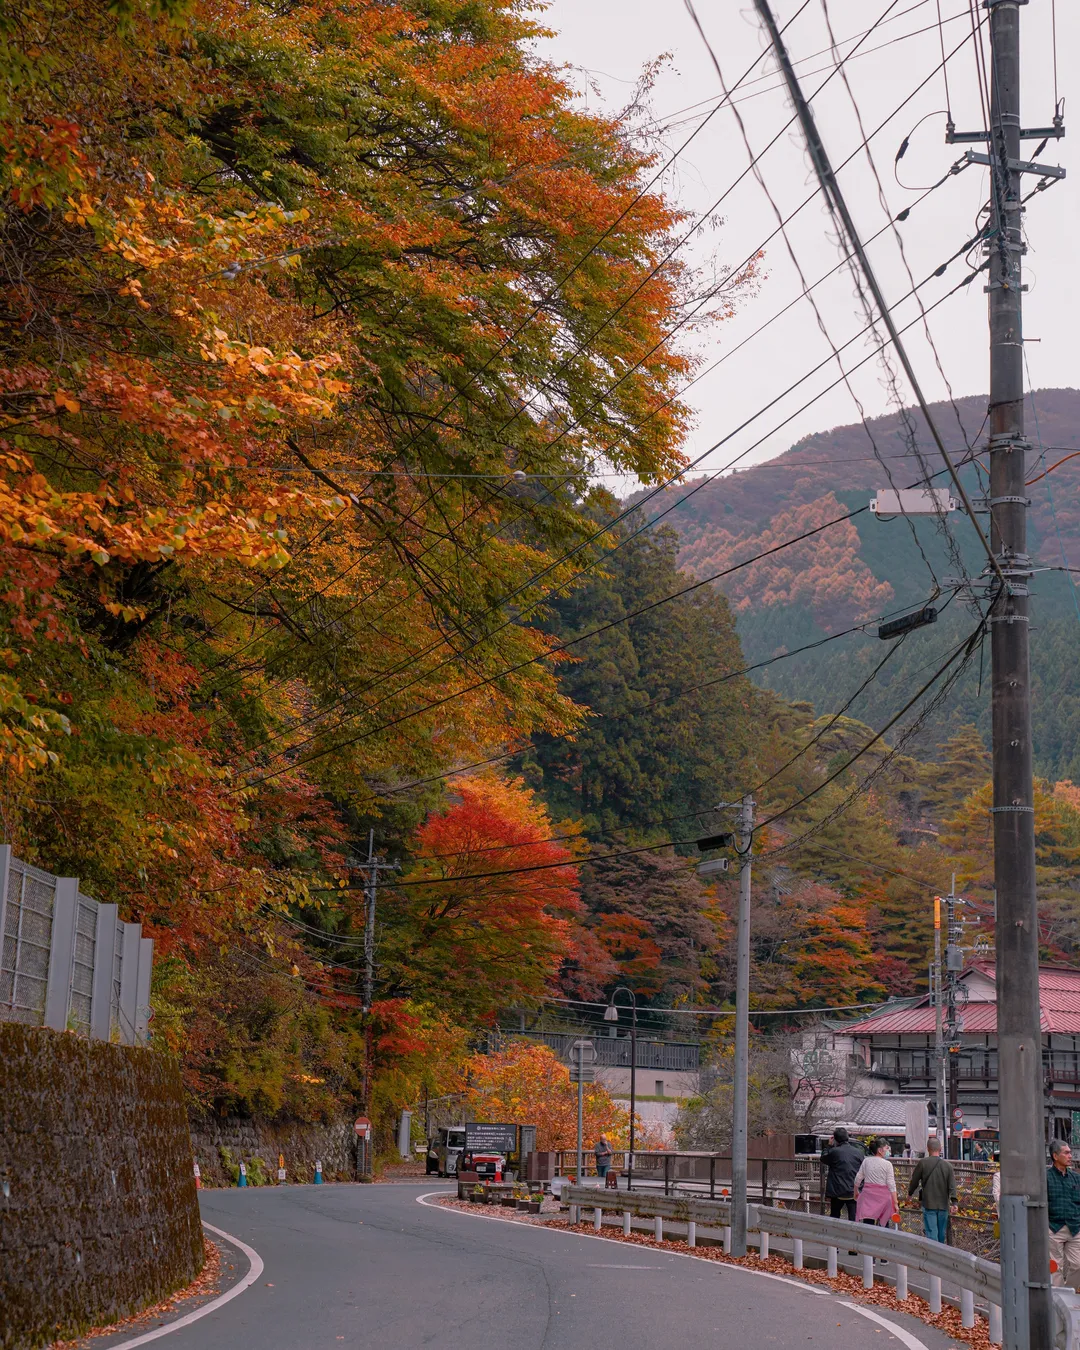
604, 986, 637, 1189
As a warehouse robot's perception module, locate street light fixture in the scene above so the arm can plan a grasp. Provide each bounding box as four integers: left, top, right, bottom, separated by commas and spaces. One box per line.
605, 986, 637, 1190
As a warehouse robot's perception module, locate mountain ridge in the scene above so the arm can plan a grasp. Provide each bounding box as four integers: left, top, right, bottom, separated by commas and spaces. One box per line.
629, 388, 1080, 777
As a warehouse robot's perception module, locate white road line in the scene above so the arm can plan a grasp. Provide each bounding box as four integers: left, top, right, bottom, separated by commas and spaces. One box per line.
417, 1193, 932, 1349
839, 1301, 933, 1350
100, 1222, 264, 1350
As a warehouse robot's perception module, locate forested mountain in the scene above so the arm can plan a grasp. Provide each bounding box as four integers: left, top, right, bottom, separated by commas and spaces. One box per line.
629, 389, 1080, 779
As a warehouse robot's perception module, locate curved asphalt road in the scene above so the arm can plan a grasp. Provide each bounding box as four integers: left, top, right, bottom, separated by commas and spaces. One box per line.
143, 1184, 958, 1350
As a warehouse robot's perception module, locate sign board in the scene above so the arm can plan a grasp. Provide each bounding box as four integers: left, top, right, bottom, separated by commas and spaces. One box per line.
354, 1116, 372, 1138
568, 1066, 596, 1083
571, 1038, 596, 1065
465, 1121, 518, 1154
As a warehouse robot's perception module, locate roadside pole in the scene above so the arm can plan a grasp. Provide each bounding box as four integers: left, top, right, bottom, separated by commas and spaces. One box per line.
934, 896, 948, 1156
983, 4, 1052, 1345
730, 794, 753, 1257
570, 1039, 595, 1186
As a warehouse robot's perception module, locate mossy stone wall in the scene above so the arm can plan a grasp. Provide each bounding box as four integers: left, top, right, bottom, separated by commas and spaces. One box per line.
0, 1022, 203, 1350
188, 1112, 358, 1186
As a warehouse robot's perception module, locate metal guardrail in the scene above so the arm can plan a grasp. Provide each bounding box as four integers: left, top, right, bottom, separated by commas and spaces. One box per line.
0, 846, 152, 1044
562, 1185, 1080, 1348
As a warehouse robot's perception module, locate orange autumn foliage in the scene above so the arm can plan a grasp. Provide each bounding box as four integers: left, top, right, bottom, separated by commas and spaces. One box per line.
464, 1041, 629, 1152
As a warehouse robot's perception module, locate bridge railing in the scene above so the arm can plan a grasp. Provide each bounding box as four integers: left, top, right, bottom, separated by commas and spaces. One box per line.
562, 1184, 1080, 1349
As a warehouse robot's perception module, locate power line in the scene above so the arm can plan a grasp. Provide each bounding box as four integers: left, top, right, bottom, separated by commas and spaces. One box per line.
752, 0, 1005, 594
201, 11, 982, 725
238, 260, 985, 788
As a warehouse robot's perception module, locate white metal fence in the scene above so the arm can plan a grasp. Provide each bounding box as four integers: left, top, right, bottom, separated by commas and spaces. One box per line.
0, 845, 153, 1045
563, 1184, 1080, 1349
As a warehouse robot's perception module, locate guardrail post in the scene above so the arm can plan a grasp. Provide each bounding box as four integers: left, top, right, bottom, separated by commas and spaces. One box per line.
896, 1264, 907, 1300
862, 1253, 874, 1289
710, 1156, 716, 1200
760, 1230, 769, 1259
687, 1220, 696, 1248
827, 1246, 838, 1278
989, 1302, 1002, 1344
569, 1204, 578, 1225
960, 1288, 975, 1329
654, 1215, 663, 1242
623, 1211, 631, 1237
792, 1238, 803, 1270
664, 1154, 672, 1197
723, 1226, 731, 1254
593, 1206, 602, 1231
929, 1275, 942, 1314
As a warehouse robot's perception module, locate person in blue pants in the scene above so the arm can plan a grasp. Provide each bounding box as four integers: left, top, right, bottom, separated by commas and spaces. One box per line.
906, 1136, 957, 1242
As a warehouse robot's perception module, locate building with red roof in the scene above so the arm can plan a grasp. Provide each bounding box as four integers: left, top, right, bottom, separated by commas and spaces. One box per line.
841, 962, 1080, 1142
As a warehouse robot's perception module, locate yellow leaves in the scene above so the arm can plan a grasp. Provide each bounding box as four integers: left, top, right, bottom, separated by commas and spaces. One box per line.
103, 601, 146, 623
53, 390, 80, 414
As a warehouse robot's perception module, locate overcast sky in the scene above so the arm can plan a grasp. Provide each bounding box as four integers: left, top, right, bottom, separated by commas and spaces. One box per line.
532, 0, 1077, 483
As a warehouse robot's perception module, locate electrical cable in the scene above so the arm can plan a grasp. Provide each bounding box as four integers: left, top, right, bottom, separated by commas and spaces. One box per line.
818, 0, 974, 593
297, 619, 980, 895
690, 0, 947, 596
753, 0, 1005, 595
210, 158, 973, 723
200, 11, 985, 717
366, 589, 958, 802
241, 259, 987, 782
174, 9, 814, 673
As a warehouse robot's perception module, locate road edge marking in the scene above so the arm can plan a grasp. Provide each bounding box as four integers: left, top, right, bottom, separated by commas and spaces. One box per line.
839, 1301, 933, 1350
98, 1222, 265, 1350
416, 1192, 932, 1349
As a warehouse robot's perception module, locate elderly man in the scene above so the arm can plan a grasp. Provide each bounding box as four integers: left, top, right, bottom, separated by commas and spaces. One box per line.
1048, 1139, 1080, 1291
906, 1136, 957, 1242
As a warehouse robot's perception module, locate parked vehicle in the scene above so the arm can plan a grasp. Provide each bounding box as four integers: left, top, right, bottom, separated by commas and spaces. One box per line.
427, 1126, 466, 1176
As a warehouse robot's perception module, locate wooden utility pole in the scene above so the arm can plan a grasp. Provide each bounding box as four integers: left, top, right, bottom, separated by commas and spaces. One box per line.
730, 794, 754, 1258
985, 5, 1051, 1345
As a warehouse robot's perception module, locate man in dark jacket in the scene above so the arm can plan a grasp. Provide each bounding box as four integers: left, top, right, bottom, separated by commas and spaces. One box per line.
906, 1136, 957, 1242
821, 1127, 863, 1221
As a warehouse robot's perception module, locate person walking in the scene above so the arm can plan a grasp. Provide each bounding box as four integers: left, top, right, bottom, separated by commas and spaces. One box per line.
821, 1127, 863, 1222
855, 1137, 899, 1228
594, 1134, 613, 1181
906, 1136, 957, 1242
1047, 1139, 1080, 1291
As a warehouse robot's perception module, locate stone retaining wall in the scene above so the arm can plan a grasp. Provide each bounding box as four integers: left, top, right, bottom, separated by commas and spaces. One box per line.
0, 1023, 203, 1350
188, 1112, 361, 1187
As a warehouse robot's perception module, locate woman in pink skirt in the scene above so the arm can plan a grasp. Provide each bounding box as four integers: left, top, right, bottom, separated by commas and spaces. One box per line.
854, 1138, 898, 1227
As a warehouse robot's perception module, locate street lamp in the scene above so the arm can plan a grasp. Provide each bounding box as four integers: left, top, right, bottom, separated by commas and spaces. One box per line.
605, 986, 637, 1189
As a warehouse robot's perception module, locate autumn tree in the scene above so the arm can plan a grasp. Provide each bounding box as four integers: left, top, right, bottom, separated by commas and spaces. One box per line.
575, 847, 724, 1005
528, 524, 762, 836
376, 777, 584, 1019
0, 0, 747, 1109
464, 1041, 628, 1152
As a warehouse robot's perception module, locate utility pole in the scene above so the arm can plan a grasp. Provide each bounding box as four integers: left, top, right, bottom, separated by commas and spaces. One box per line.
730, 794, 754, 1258
985, 6, 1052, 1346
356, 830, 397, 1163
751, 0, 1059, 1340
933, 897, 948, 1156
944, 877, 965, 1161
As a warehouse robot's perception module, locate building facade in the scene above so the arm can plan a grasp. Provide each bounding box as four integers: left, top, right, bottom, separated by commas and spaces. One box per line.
841, 963, 1080, 1143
